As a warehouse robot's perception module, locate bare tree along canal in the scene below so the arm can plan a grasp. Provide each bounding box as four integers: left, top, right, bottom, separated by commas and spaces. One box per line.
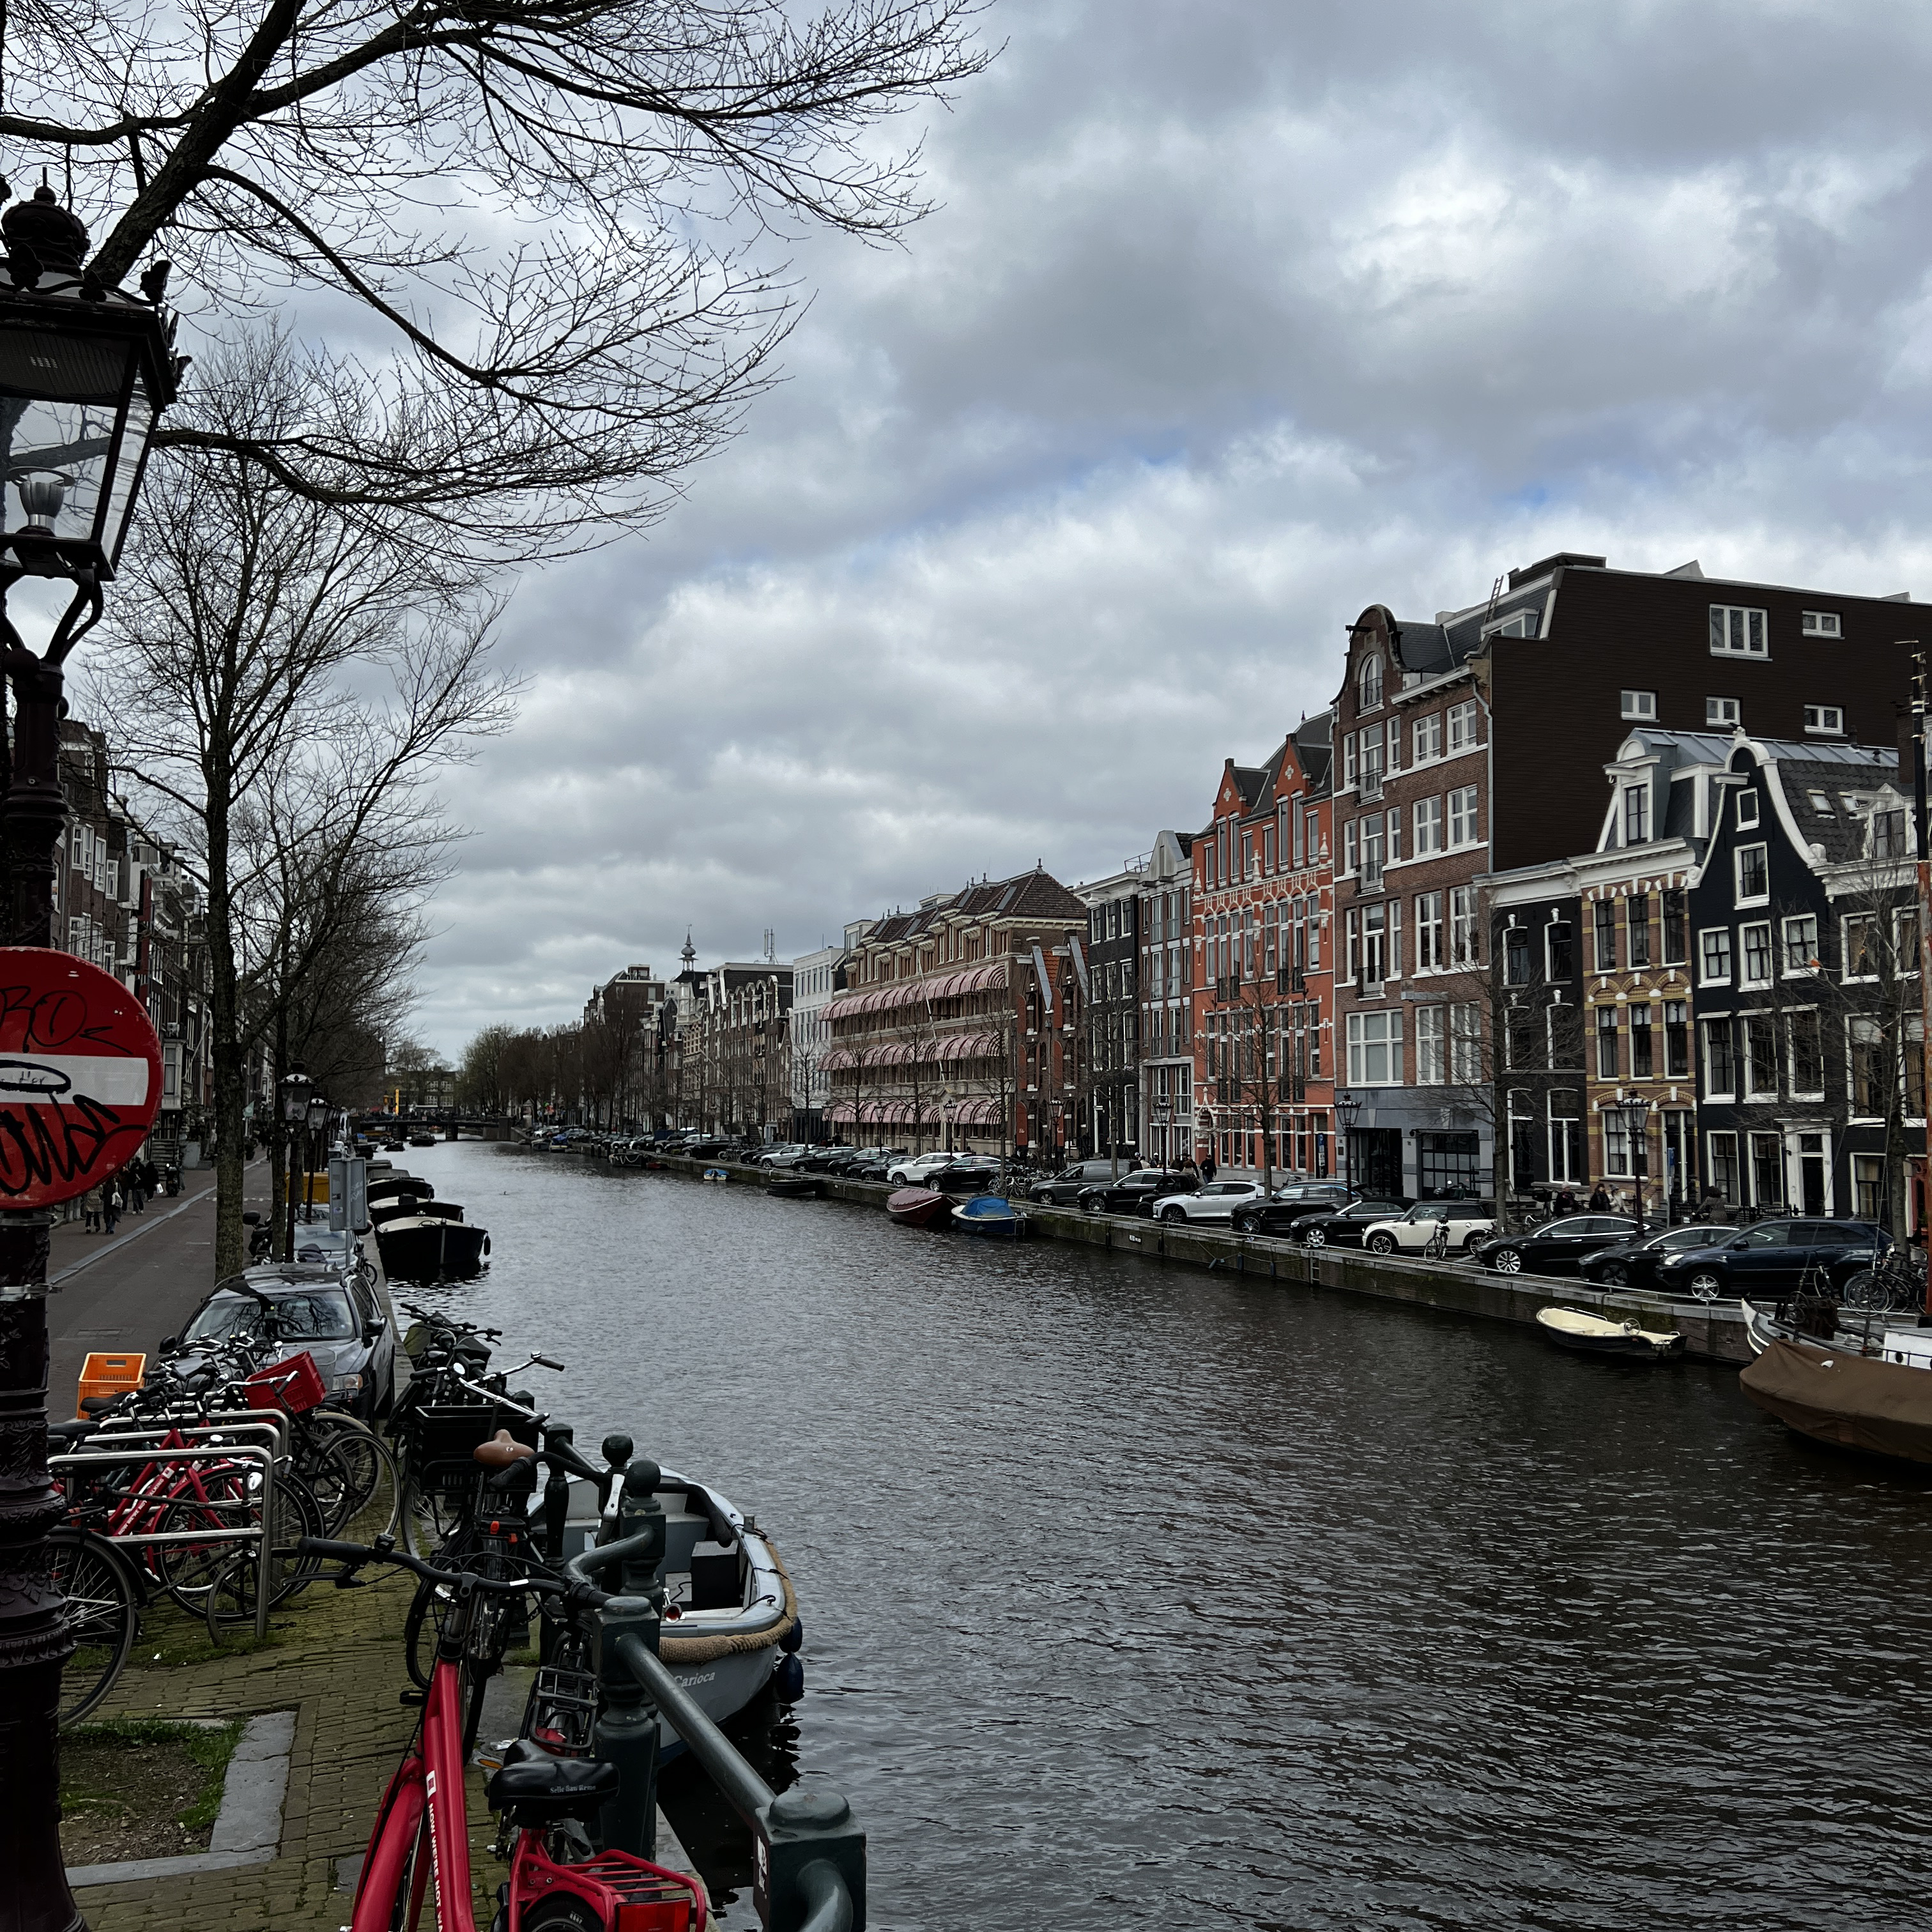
403, 1140, 1932, 1929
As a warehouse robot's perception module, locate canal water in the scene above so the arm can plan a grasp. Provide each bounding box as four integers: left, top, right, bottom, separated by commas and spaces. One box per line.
399, 1141, 1932, 1929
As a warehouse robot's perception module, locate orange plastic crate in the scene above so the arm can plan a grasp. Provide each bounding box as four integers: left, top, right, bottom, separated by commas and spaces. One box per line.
76, 1352, 145, 1412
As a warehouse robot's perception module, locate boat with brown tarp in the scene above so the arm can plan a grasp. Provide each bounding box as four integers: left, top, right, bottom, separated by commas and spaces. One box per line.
1739, 1338, 1932, 1464
887, 1186, 952, 1229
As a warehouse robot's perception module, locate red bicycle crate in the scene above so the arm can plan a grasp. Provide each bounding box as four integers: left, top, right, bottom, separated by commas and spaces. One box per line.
245, 1351, 327, 1415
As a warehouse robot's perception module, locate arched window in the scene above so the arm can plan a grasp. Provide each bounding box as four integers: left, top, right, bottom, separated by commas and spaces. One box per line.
1359, 654, 1383, 710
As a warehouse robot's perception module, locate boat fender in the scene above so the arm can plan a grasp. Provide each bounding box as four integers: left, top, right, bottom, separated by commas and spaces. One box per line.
774, 1654, 804, 1702
780, 1620, 804, 1655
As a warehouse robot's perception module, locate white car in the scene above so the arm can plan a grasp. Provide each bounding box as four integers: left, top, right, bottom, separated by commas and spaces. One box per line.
887, 1151, 961, 1186
1153, 1180, 1269, 1223
1361, 1200, 1496, 1255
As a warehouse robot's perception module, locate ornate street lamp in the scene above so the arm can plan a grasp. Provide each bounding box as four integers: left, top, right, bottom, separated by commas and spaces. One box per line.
0, 181, 181, 1932
282, 1068, 314, 1254
1612, 1092, 1653, 1242
1335, 1090, 1362, 1191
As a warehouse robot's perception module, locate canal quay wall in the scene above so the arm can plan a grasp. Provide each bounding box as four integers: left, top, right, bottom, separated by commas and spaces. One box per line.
549, 1148, 1752, 1367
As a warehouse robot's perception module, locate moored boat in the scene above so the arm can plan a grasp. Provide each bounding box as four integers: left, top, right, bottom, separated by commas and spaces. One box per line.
374, 1213, 491, 1282
369, 1196, 463, 1228
1535, 1306, 1684, 1359
1739, 1298, 1898, 1359
1740, 1337, 1932, 1464
953, 1193, 1024, 1238
765, 1176, 820, 1199
563, 1463, 801, 1754
887, 1186, 952, 1229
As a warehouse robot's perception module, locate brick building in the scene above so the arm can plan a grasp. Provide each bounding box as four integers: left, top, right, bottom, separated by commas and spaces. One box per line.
820, 869, 1087, 1154
1135, 830, 1195, 1167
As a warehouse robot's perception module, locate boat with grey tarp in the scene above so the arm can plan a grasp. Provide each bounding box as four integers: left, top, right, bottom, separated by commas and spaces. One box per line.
558, 1455, 800, 1751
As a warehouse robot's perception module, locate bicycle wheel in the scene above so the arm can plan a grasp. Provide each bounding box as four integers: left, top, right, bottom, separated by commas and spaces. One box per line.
203, 1473, 327, 1628
305, 1412, 401, 1535
49, 1528, 139, 1726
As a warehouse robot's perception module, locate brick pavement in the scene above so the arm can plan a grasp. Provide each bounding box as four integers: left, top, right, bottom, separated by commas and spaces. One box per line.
70, 1560, 512, 1931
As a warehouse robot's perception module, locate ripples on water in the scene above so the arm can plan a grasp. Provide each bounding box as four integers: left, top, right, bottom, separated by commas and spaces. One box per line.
402, 1142, 1932, 1929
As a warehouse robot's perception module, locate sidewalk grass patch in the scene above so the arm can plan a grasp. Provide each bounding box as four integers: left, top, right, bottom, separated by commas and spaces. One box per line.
60, 1716, 245, 1867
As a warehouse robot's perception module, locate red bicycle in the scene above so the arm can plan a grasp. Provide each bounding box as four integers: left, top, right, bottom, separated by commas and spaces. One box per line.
302, 1531, 704, 1932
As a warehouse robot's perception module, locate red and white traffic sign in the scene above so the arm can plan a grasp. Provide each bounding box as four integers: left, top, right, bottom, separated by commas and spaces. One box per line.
0, 949, 162, 1208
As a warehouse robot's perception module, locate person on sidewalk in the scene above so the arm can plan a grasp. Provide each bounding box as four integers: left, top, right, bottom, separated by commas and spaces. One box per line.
1588, 1182, 1611, 1212
82, 1184, 103, 1233
103, 1182, 122, 1235
125, 1165, 146, 1214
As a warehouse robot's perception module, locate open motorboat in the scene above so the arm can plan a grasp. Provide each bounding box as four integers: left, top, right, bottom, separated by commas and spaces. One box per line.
1738, 1298, 1904, 1360
887, 1186, 952, 1229
559, 1462, 801, 1755
374, 1213, 491, 1282
369, 1197, 463, 1227
1740, 1337, 1932, 1464
953, 1193, 1024, 1238
764, 1176, 820, 1199
1535, 1306, 1684, 1360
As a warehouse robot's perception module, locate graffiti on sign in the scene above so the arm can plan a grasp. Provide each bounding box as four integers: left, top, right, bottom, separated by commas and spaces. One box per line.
0, 951, 163, 1208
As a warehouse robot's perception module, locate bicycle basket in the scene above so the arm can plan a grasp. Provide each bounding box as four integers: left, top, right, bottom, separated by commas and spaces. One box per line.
404, 1402, 539, 1499
245, 1351, 327, 1416
523, 1665, 599, 1756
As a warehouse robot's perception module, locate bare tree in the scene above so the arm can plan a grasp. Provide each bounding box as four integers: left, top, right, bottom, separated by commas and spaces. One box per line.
0, 0, 989, 558
86, 348, 517, 1276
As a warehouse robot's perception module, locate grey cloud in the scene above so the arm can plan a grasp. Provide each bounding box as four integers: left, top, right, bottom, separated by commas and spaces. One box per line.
406, 1, 1932, 1052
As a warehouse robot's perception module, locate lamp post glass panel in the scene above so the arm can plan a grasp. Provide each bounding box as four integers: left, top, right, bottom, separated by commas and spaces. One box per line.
0, 183, 179, 1929
1335, 1091, 1361, 1191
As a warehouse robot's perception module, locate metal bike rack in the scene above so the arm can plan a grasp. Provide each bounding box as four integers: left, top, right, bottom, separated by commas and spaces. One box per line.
52, 1441, 280, 1637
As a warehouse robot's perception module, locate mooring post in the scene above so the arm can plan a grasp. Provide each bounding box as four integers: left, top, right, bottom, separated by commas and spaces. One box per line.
592, 1459, 664, 1859
540, 1422, 575, 1564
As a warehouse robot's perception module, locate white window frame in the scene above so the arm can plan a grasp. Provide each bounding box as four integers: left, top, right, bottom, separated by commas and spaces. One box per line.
1699, 927, 1733, 986
1706, 696, 1742, 728
1804, 703, 1844, 735
1620, 689, 1657, 722
1449, 887, 1478, 969
1449, 1004, 1482, 1085
1738, 921, 1773, 990
1735, 789, 1759, 829
1734, 842, 1769, 907
1710, 604, 1768, 658
1415, 891, 1444, 971
1346, 1009, 1404, 1086
1621, 785, 1649, 844
1447, 785, 1479, 849
1800, 611, 1841, 638
1412, 713, 1441, 765
1702, 1017, 1738, 1101
1358, 654, 1383, 712
1416, 1004, 1445, 1085
1781, 914, 1818, 975
1446, 701, 1477, 753
1841, 912, 1878, 983
1413, 795, 1442, 856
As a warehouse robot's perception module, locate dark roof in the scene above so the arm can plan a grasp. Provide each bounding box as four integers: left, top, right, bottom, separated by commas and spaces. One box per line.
1763, 750, 1900, 865
860, 869, 1086, 947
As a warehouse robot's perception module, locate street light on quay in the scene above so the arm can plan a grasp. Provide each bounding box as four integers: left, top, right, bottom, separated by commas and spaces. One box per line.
0, 181, 181, 1932
1611, 1092, 1653, 1242
282, 1067, 314, 1255
1335, 1090, 1361, 1190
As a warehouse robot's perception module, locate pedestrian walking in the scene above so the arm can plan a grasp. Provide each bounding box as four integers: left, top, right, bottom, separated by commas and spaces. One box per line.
1200, 1150, 1218, 1184
103, 1182, 122, 1235
82, 1184, 102, 1233
126, 1165, 146, 1213
1553, 1184, 1578, 1216
1588, 1182, 1611, 1212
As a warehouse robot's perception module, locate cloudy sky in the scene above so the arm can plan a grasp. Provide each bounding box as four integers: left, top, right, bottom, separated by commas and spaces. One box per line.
411, 0, 1932, 1057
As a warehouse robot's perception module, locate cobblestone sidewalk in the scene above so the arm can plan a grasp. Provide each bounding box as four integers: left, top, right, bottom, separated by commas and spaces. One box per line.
72, 1562, 505, 1931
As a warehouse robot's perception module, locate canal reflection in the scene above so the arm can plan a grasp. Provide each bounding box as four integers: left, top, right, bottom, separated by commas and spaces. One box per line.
406, 1142, 1932, 1929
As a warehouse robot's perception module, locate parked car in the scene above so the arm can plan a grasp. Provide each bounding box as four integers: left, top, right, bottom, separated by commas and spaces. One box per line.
1361, 1200, 1496, 1255
1231, 1182, 1360, 1237
1028, 1157, 1142, 1206
1077, 1170, 1199, 1216
887, 1151, 960, 1186
1296, 1199, 1413, 1248
165, 1264, 397, 1420
923, 1157, 1002, 1193
1648, 1218, 1890, 1301
1153, 1179, 1269, 1223
1471, 1215, 1638, 1276
1575, 1222, 1736, 1290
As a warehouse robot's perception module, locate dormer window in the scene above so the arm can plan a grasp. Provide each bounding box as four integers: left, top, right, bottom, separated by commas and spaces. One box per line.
1359, 654, 1384, 711
1621, 785, 1650, 843
1873, 809, 1908, 859
1487, 609, 1539, 639
1807, 792, 1832, 814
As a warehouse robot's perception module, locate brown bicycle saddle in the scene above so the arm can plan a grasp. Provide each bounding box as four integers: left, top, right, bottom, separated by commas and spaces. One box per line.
472, 1428, 537, 1468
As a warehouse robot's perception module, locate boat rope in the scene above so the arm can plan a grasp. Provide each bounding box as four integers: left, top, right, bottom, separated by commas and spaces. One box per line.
659, 1538, 801, 1666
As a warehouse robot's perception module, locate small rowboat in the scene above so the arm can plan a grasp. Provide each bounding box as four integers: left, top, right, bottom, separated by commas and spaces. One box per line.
953, 1193, 1024, 1238
1535, 1306, 1683, 1360
765, 1177, 820, 1199
702, 1167, 729, 1183
887, 1186, 952, 1229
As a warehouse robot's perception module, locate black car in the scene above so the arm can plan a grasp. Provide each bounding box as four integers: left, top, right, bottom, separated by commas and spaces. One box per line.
1579, 1222, 1737, 1291
923, 1158, 1001, 1193
1648, 1218, 1890, 1301
1029, 1158, 1144, 1206
1076, 1170, 1198, 1216
1231, 1182, 1359, 1237
1473, 1215, 1638, 1277
167, 1264, 397, 1419
1296, 1199, 1413, 1249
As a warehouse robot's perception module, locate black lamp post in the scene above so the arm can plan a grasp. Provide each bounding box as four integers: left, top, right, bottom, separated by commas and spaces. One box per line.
1614, 1092, 1652, 1242
0, 183, 180, 1932
304, 1094, 330, 1223
282, 1068, 313, 1258
1335, 1090, 1361, 1190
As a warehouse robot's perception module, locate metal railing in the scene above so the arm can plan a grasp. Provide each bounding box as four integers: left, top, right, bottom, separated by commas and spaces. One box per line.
568, 1462, 864, 1931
